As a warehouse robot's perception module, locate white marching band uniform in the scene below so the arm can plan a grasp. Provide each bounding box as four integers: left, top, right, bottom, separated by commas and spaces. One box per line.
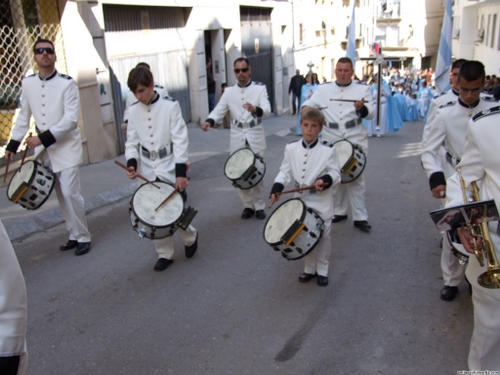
206, 80, 271, 212
302, 81, 374, 221
6, 70, 91, 243
0, 220, 27, 375
272, 139, 341, 276
125, 92, 196, 260
123, 85, 168, 124
422, 98, 493, 288
445, 106, 500, 371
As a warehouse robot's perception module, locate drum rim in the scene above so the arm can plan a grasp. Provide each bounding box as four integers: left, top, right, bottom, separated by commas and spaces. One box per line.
333, 139, 366, 184
130, 181, 184, 228
223, 147, 256, 180
6, 160, 57, 210
446, 230, 470, 260
263, 198, 307, 246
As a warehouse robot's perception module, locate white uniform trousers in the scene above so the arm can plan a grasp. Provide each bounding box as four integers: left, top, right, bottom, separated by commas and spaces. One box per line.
41, 153, 91, 243
333, 174, 368, 221
0, 220, 27, 375
236, 151, 265, 211
304, 219, 332, 277
154, 225, 197, 260
441, 233, 465, 286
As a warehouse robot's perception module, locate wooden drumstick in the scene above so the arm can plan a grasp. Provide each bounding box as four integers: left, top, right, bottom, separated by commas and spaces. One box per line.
114, 160, 161, 189
154, 177, 191, 212
19, 132, 32, 172
269, 183, 330, 208
3, 158, 10, 183
330, 98, 368, 103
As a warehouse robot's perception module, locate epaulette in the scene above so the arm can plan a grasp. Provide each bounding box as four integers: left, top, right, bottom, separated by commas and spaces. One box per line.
433, 92, 446, 100
473, 106, 500, 122
320, 140, 334, 148
253, 81, 265, 86
162, 96, 176, 102
58, 73, 73, 80
130, 101, 139, 107
155, 84, 165, 89
438, 101, 455, 109
481, 96, 498, 102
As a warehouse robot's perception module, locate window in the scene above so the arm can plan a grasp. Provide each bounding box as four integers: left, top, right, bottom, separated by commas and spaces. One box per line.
491, 14, 497, 48
486, 14, 491, 47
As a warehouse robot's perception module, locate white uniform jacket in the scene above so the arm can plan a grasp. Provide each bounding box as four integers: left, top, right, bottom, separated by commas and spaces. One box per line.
7, 70, 82, 173
207, 80, 271, 154
302, 81, 374, 152
125, 92, 188, 183
0, 219, 27, 375
123, 85, 169, 123
421, 98, 493, 189
273, 139, 341, 220
422, 89, 459, 143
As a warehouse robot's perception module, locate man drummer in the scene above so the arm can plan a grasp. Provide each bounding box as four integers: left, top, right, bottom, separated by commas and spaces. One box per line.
200, 57, 271, 220
421, 60, 492, 302
125, 67, 198, 272
302, 57, 375, 232
5, 38, 91, 255
270, 108, 341, 286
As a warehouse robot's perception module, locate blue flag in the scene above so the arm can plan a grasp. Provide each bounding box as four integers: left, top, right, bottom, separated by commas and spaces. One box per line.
346, 0, 356, 61
435, 0, 452, 94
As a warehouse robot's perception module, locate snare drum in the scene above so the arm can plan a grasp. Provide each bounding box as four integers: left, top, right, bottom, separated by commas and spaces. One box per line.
263, 198, 324, 261
7, 160, 56, 210
332, 140, 366, 183
224, 148, 266, 189
129, 181, 184, 240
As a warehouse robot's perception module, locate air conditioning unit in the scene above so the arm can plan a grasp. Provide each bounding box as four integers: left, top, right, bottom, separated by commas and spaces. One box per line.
476, 29, 485, 42
452, 29, 460, 39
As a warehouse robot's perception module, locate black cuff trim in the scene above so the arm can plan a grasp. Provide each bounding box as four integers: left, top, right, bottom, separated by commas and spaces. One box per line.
206, 119, 215, 127
0, 355, 20, 375
270, 183, 284, 196
38, 130, 56, 148
357, 106, 369, 118
317, 174, 333, 188
127, 158, 137, 171
429, 171, 446, 190
176, 163, 187, 178
6, 139, 21, 153
255, 107, 263, 117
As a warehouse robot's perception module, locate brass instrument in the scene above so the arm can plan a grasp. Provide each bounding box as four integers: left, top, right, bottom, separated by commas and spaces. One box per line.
458, 168, 500, 289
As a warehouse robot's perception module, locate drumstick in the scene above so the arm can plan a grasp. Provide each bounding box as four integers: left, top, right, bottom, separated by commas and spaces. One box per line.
114, 160, 161, 189
330, 99, 368, 103
269, 183, 330, 208
3, 158, 10, 183
154, 177, 191, 212
19, 132, 33, 173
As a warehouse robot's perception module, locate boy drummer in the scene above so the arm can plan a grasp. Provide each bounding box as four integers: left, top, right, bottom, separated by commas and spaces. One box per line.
125, 67, 198, 272
270, 108, 341, 286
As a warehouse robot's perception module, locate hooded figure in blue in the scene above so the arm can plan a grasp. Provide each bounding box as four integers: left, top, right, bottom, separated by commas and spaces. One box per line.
364, 78, 404, 137
392, 86, 411, 121
296, 73, 319, 135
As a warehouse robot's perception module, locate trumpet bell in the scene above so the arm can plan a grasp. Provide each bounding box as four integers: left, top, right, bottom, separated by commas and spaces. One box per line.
478, 268, 500, 289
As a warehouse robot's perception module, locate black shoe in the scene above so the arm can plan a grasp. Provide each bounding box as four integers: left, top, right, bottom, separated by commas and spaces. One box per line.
60, 240, 78, 251
353, 220, 371, 232
255, 210, 266, 220
241, 208, 255, 219
332, 215, 348, 223
440, 286, 458, 301
298, 273, 317, 283
154, 258, 173, 272
185, 233, 198, 258
75, 242, 91, 256
317, 275, 329, 286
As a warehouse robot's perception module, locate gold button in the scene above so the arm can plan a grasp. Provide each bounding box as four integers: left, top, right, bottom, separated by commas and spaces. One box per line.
42, 104, 45, 107
303, 161, 307, 164
42, 95, 45, 97
150, 134, 153, 137
302, 168, 306, 171
304, 154, 308, 157
148, 126, 152, 129
148, 118, 151, 121
42, 113, 45, 116
150, 142, 154, 145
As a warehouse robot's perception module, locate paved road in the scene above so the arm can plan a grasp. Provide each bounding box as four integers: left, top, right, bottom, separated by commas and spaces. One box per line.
10, 116, 472, 375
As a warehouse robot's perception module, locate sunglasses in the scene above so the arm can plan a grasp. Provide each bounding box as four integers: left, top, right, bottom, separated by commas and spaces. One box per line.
35, 47, 55, 55
234, 68, 249, 73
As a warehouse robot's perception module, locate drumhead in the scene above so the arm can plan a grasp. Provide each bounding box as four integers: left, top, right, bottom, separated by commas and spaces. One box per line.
264, 198, 305, 244
333, 140, 353, 167
8, 161, 35, 198
132, 182, 184, 226
224, 148, 255, 180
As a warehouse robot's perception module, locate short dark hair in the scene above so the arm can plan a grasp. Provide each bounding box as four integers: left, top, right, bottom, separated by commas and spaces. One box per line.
136, 62, 151, 70
33, 38, 55, 54
127, 67, 153, 93
337, 57, 354, 69
301, 107, 325, 127
458, 60, 485, 83
234, 57, 250, 67
451, 58, 467, 71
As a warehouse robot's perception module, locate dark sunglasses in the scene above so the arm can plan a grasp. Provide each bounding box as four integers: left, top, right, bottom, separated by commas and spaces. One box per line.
35, 47, 55, 55
234, 68, 249, 73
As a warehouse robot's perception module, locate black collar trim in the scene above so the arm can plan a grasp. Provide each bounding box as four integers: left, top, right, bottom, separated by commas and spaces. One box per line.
302, 138, 319, 149
237, 80, 252, 88
335, 80, 352, 88
150, 92, 160, 105
458, 97, 480, 109
452, 88, 459, 96
39, 70, 57, 81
